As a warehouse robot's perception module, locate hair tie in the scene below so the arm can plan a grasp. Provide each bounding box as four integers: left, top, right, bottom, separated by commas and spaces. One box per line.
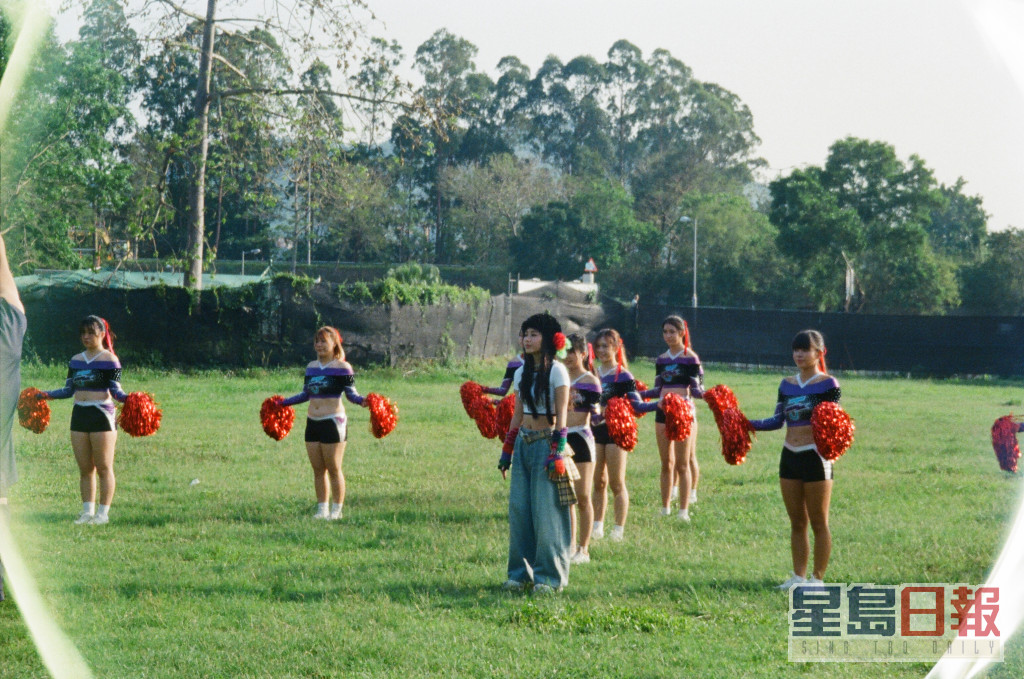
101, 318, 114, 352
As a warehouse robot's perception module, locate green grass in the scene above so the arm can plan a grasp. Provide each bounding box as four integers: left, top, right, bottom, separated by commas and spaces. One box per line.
1, 360, 1023, 678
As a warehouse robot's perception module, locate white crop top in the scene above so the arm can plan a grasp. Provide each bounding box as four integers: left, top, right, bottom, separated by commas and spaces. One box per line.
513, 361, 570, 415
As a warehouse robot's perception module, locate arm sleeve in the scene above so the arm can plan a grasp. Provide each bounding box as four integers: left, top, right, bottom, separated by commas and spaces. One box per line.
689, 370, 705, 400
481, 378, 512, 396
639, 374, 661, 399
749, 397, 785, 431
280, 389, 309, 407
46, 368, 75, 399
343, 384, 364, 406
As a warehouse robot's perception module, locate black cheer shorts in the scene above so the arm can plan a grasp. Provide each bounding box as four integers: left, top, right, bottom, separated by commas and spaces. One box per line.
779, 446, 833, 482
304, 415, 348, 444
70, 403, 116, 433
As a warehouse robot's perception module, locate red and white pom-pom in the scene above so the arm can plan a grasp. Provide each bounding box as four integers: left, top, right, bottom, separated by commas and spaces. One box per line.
704, 384, 739, 425
495, 394, 516, 439
460, 381, 484, 419
718, 408, 755, 465
605, 396, 638, 452
118, 392, 162, 437
991, 415, 1020, 474
662, 392, 694, 442
634, 379, 652, 419
811, 402, 855, 461
17, 387, 50, 434
365, 392, 398, 439
260, 396, 295, 441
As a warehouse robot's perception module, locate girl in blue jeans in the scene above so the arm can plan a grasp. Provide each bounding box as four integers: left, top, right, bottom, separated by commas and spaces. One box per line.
497, 313, 572, 594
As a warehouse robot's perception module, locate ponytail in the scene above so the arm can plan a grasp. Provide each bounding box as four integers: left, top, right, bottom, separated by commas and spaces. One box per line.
819, 347, 828, 374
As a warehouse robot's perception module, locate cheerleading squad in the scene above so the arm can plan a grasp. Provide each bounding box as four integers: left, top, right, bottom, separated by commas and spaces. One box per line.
19, 321, 396, 526
462, 313, 856, 594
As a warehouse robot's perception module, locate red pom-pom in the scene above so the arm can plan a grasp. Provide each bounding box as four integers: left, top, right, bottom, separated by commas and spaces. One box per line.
704, 384, 739, 425
366, 392, 398, 439
661, 392, 694, 441
260, 396, 295, 441
718, 408, 754, 465
811, 402, 855, 461
460, 381, 484, 419
117, 392, 162, 437
553, 332, 566, 351
553, 458, 566, 475
459, 380, 499, 439
605, 396, 638, 452
991, 415, 1020, 474
495, 394, 516, 439
17, 387, 50, 434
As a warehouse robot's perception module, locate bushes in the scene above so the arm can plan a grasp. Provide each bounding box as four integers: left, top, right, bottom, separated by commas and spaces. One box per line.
336, 262, 489, 306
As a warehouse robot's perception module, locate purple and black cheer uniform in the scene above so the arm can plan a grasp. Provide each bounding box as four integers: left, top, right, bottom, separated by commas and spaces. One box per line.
640, 350, 705, 425
45, 354, 128, 432
749, 376, 842, 482
567, 375, 601, 463
282, 363, 364, 444
591, 367, 657, 446
482, 356, 524, 397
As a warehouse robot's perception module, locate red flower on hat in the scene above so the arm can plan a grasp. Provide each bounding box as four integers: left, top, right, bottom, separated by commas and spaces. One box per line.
553, 332, 566, 351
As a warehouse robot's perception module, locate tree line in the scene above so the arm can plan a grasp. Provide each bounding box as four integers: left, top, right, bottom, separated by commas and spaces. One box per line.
0, 1, 1021, 314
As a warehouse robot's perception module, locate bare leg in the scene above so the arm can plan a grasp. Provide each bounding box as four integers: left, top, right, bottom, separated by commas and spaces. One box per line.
804, 480, 833, 579
674, 432, 693, 512
90, 431, 117, 506
688, 420, 699, 495
655, 424, 674, 510
592, 444, 609, 524
780, 478, 810, 577
605, 445, 629, 527
306, 442, 328, 503
71, 432, 96, 503
321, 442, 346, 505
574, 461, 594, 552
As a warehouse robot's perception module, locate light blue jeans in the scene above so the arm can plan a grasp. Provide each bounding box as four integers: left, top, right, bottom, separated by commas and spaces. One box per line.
506, 429, 571, 588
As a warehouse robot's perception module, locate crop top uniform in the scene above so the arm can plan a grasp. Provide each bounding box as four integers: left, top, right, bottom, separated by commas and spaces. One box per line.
749, 374, 842, 481
590, 365, 656, 445
566, 373, 601, 463
640, 350, 705, 424
45, 353, 129, 432
482, 355, 524, 397
281, 362, 365, 444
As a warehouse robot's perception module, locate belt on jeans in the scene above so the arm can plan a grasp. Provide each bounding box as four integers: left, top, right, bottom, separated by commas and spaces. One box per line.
520, 429, 552, 444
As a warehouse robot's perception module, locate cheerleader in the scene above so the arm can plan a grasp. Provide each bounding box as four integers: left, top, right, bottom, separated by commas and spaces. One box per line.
642, 316, 703, 521
280, 327, 367, 520
497, 313, 572, 594
40, 316, 129, 525
748, 330, 840, 588
562, 332, 600, 564
590, 328, 651, 542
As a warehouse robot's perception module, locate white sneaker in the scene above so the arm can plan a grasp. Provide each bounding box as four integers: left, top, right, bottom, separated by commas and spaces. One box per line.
90, 514, 109, 525
676, 509, 691, 522
805, 576, 824, 585
591, 524, 604, 540
659, 507, 672, 517
312, 507, 330, 520
670, 486, 679, 502
777, 572, 807, 590
690, 489, 698, 504
74, 511, 95, 525
570, 550, 591, 565
328, 508, 343, 520
533, 583, 559, 596
501, 579, 525, 592
609, 525, 624, 542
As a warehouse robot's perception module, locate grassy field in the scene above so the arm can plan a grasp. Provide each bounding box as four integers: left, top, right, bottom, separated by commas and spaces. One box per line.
1, 360, 1022, 678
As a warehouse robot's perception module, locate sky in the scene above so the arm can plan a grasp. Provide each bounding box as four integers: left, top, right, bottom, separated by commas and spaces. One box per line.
52, 0, 1024, 231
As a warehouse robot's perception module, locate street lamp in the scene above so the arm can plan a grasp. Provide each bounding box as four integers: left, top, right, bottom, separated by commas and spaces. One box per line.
241, 248, 261, 276
679, 216, 697, 308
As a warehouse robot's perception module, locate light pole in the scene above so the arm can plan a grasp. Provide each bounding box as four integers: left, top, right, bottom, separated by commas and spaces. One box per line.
679, 216, 697, 308
241, 248, 260, 276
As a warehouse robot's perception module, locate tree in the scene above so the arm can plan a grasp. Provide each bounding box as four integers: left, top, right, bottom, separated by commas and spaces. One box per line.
509, 202, 584, 279
960, 229, 1024, 315
119, 0, 417, 289
927, 177, 988, 262
770, 137, 960, 313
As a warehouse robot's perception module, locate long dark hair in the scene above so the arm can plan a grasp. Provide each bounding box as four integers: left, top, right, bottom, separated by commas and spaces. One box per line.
80, 315, 115, 354
566, 331, 593, 373
519, 313, 561, 424
594, 327, 627, 375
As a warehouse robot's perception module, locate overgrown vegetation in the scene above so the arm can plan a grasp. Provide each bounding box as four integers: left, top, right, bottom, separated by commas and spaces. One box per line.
336, 263, 489, 306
